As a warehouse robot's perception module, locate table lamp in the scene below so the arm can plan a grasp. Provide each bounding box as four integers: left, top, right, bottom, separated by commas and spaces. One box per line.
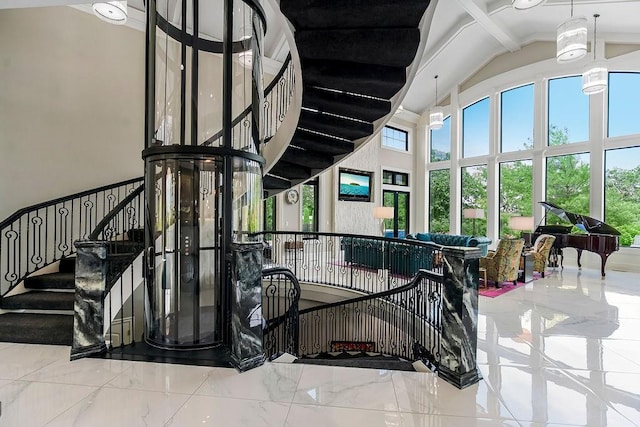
508, 216, 534, 246
463, 208, 484, 236
373, 206, 394, 236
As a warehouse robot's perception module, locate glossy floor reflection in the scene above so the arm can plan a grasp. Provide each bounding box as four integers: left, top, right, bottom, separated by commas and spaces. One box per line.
0, 266, 638, 426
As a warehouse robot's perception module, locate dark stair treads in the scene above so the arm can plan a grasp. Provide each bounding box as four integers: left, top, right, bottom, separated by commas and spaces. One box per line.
269, 161, 312, 181
291, 130, 354, 156
0, 291, 74, 311
58, 256, 76, 274
264, 175, 292, 191
280, 147, 334, 171
296, 28, 421, 68
303, 86, 391, 123
302, 59, 407, 100
0, 313, 73, 345
108, 240, 144, 254
24, 272, 75, 290
280, 0, 430, 29
296, 353, 416, 371
299, 110, 373, 141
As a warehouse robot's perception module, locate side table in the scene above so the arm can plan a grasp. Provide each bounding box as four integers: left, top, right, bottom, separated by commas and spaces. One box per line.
518, 252, 534, 283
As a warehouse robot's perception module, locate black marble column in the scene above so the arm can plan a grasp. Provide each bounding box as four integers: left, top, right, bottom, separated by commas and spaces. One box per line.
230, 242, 265, 371
71, 241, 108, 361
438, 246, 482, 389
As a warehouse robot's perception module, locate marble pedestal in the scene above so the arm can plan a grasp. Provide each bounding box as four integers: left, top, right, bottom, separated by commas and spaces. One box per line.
439, 246, 482, 389
71, 241, 108, 361
230, 242, 265, 371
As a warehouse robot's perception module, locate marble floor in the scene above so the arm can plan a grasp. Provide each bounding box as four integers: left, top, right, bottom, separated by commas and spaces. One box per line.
0, 266, 639, 426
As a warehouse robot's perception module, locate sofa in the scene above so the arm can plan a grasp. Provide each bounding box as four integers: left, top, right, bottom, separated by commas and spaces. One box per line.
342, 233, 491, 277
407, 233, 492, 256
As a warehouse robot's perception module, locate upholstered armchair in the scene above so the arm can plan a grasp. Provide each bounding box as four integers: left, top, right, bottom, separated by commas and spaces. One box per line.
529, 234, 556, 277
480, 238, 525, 287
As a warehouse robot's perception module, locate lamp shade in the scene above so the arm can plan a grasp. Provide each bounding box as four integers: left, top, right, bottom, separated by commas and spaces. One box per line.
556, 16, 587, 63
508, 216, 534, 231
429, 107, 444, 130
463, 208, 484, 220
92, 1, 128, 25
512, 0, 546, 10
373, 206, 394, 219
582, 61, 608, 94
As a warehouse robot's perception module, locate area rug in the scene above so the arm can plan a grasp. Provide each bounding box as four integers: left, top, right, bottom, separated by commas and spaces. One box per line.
479, 281, 527, 298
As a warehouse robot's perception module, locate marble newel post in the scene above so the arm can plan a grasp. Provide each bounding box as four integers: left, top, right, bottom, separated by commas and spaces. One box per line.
439, 246, 482, 389
230, 242, 266, 372
70, 241, 108, 361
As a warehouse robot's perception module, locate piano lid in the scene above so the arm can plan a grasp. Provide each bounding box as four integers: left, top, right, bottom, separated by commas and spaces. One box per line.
540, 201, 621, 235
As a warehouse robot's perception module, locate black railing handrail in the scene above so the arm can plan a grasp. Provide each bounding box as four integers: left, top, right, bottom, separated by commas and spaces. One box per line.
298, 268, 442, 316
203, 54, 293, 147
89, 185, 145, 240
262, 266, 301, 332
0, 177, 144, 229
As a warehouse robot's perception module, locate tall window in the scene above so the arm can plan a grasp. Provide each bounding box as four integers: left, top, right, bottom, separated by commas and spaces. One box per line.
382, 126, 408, 151
461, 165, 487, 235
302, 179, 318, 232
429, 169, 450, 233
263, 195, 276, 234
501, 84, 534, 152
383, 190, 409, 238
383, 170, 409, 186
430, 116, 451, 161
499, 160, 533, 237
546, 153, 590, 224
605, 147, 640, 246
462, 97, 489, 158
548, 76, 589, 145
608, 72, 640, 138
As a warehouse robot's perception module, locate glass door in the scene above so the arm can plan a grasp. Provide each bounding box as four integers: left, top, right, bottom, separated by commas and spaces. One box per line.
383, 190, 410, 238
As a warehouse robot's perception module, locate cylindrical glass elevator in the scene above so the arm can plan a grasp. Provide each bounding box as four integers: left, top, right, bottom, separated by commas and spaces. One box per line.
142, 0, 265, 350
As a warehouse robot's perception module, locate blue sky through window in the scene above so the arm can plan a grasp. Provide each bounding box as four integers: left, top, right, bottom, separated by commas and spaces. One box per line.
501, 84, 534, 152
548, 76, 589, 144
430, 116, 451, 161
462, 97, 489, 157
608, 72, 640, 138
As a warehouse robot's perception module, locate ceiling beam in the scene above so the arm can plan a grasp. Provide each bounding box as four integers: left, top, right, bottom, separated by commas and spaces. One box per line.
455, 0, 521, 52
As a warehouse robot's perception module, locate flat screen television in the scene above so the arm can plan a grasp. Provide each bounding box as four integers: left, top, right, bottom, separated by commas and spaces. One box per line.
338, 169, 372, 202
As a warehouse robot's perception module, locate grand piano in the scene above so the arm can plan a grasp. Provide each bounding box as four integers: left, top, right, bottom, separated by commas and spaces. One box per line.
522, 202, 620, 278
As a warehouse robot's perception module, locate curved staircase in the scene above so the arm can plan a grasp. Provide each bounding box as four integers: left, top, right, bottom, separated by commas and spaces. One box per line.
264, 0, 434, 193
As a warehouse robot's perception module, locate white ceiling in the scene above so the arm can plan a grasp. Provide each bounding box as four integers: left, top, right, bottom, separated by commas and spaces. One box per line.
1, 0, 639, 115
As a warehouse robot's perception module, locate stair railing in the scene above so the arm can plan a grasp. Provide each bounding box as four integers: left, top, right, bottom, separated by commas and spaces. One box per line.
262, 266, 301, 359
0, 177, 143, 298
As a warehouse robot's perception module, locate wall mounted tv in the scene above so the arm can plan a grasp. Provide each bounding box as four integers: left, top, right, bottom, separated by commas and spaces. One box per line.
338, 169, 372, 202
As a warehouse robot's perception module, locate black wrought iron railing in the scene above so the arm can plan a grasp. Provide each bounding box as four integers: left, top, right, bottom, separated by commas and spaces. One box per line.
257, 231, 445, 295
262, 266, 301, 359
297, 269, 443, 368
203, 54, 295, 150
0, 178, 144, 298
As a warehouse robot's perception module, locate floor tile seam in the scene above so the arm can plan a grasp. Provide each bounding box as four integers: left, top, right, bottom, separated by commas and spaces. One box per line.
159, 390, 199, 427
12, 376, 120, 388
36, 383, 101, 426
289, 401, 403, 414
398, 411, 521, 422
191, 389, 296, 404
100, 383, 196, 395
473, 371, 523, 423
600, 341, 640, 371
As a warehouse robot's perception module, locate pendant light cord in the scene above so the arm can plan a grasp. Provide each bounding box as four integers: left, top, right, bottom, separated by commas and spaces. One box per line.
434, 75, 439, 107
593, 14, 599, 61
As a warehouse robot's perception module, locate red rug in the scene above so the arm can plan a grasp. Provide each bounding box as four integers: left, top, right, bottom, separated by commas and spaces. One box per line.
479, 281, 527, 298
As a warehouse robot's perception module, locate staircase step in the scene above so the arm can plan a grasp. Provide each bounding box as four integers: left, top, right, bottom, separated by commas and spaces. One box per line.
0, 313, 73, 345
296, 353, 416, 371
303, 86, 391, 123
299, 109, 373, 142
269, 161, 312, 181
108, 240, 144, 254
0, 291, 74, 311
24, 272, 75, 290
280, 0, 429, 29
302, 59, 407, 100
296, 28, 420, 68
280, 147, 334, 171
263, 175, 292, 192
59, 256, 76, 273
290, 130, 354, 156
127, 228, 145, 243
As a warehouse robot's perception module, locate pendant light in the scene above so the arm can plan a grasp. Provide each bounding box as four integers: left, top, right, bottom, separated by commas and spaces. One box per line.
512, 0, 546, 10
92, 1, 128, 25
429, 75, 444, 130
582, 14, 607, 95
556, 0, 587, 63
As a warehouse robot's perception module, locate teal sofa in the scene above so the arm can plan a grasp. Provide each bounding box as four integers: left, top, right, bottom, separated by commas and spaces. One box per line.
407, 233, 492, 256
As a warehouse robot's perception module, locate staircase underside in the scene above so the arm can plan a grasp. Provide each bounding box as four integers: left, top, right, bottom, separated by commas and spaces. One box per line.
264, 0, 432, 194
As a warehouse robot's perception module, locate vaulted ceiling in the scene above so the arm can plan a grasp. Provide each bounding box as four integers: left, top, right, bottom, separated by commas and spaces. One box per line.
2, 0, 639, 115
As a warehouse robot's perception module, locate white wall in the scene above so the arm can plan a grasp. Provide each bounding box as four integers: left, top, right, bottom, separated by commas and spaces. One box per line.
0, 7, 145, 220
